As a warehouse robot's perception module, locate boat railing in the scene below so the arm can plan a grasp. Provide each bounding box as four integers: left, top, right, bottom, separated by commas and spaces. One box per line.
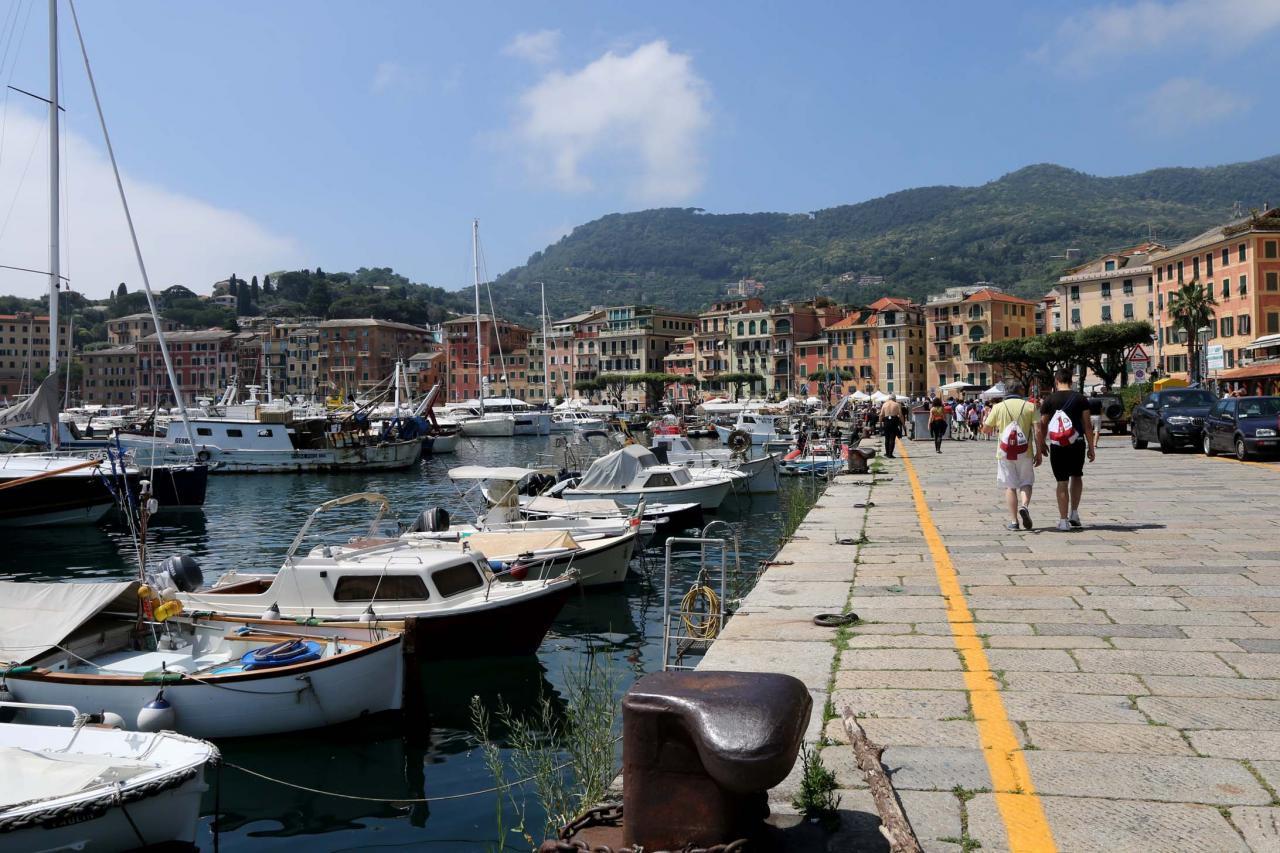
661, 536, 729, 671
284, 492, 392, 564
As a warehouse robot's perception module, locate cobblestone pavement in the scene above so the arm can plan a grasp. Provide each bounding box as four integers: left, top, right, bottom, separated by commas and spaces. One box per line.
700, 433, 1280, 851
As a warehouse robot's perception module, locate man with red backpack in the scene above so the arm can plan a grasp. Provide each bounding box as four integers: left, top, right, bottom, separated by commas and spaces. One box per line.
1037, 367, 1097, 531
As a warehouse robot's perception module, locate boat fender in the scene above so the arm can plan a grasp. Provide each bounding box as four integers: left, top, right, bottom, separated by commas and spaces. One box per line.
487, 559, 506, 573
196, 450, 211, 463
137, 690, 176, 732
508, 561, 528, 581
262, 602, 281, 620
784, 448, 802, 461
154, 600, 183, 623
160, 554, 204, 593
82, 710, 126, 729
413, 507, 450, 533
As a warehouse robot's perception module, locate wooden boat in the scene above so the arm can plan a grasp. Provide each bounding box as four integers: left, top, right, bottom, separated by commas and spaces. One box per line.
0, 581, 404, 738
0, 700, 215, 850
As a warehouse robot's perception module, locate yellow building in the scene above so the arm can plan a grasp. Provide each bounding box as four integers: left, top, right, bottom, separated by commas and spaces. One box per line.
1054, 244, 1158, 332
928, 285, 1036, 390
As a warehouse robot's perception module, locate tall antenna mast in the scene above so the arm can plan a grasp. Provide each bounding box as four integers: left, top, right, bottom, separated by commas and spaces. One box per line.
472, 219, 484, 416
540, 283, 550, 404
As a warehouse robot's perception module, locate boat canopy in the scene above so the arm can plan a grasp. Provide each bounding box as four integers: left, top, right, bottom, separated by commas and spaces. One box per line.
524, 495, 621, 515
576, 445, 658, 490
0, 580, 136, 665
463, 529, 579, 557
449, 466, 543, 481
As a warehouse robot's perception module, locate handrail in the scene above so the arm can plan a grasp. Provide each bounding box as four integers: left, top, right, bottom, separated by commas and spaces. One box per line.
284, 492, 390, 564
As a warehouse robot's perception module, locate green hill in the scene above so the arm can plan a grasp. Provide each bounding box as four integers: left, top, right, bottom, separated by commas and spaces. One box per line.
488, 155, 1280, 319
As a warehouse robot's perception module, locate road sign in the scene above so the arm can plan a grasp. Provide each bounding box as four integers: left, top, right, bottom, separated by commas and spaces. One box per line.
1134, 368, 1147, 381
1126, 343, 1150, 367
1206, 344, 1225, 371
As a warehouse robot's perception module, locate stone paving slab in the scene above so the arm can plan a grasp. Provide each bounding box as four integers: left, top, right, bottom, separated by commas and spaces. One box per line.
701, 438, 1280, 850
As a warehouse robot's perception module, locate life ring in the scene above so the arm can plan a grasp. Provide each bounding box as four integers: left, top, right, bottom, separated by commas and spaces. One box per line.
727, 430, 752, 453
195, 450, 211, 463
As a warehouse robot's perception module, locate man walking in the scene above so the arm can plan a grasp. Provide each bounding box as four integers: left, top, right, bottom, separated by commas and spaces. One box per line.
982, 380, 1040, 530
953, 399, 968, 440
1037, 368, 1096, 531
879, 395, 904, 458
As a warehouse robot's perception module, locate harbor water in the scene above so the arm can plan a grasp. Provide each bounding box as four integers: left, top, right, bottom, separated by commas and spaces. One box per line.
3, 436, 819, 851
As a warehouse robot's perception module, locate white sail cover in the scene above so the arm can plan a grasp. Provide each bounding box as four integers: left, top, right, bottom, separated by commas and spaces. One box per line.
524, 496, 622, 515
0, 581, 136, 665
0, 374, 60, 428
576, 445, 657, 490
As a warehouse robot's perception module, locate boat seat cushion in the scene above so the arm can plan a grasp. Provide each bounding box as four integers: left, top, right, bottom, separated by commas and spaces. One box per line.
623, 670, 810, 793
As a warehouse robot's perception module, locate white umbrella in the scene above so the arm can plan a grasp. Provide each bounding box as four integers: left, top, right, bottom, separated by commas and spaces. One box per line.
851, 390, 871, 402
937, 380, 969, 392
870, 391, 890, 403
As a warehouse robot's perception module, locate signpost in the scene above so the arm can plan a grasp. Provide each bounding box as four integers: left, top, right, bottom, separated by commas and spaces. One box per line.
1126, 343, 1150, 375
1206, 344, 1225, 372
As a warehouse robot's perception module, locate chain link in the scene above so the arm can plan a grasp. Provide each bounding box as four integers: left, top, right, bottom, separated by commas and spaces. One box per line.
541, 804, 751, 853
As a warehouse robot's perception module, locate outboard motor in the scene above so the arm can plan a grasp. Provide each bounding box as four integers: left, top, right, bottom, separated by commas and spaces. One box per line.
159, 555, 203, 593
412, 507, 450, 533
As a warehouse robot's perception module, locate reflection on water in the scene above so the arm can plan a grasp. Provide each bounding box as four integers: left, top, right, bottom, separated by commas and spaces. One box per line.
7, 437, 813, 851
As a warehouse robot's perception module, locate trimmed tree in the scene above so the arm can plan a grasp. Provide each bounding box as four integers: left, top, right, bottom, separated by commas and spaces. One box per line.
719, 371, 766, 401
1166, 279, 1216, 383
628, 372, 683, 409
1076, 321, 1155, 389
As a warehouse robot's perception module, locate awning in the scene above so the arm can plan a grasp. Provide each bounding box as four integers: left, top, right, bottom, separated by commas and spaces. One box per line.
1217, 362, 1280, 380
462, 529, 579, 558
0, 581, 137, 665
448, 466, 543, 481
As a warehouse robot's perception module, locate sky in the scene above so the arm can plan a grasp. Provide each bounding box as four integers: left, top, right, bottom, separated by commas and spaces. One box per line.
0, 0, 1276, 301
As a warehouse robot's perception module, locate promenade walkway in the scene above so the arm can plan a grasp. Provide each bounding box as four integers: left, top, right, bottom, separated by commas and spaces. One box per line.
699, 433, 1280, 851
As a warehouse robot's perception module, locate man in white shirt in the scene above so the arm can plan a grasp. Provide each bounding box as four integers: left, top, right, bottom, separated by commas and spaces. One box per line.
953, 400, 968, 440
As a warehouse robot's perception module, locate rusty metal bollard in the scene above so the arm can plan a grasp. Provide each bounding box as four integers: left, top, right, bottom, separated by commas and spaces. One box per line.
622, 670, 810, 850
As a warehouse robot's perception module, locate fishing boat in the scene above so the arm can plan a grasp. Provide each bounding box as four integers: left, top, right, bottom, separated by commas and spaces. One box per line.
778, 443, 846, 476
0, 579, 405, 738
551, 445, 737, 510
0, 701, 215, 850
180, 493, 578, 653
648, 432, 781, 493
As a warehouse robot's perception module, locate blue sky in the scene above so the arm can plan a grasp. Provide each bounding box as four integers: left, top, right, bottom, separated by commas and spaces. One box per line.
0, 0, 1276, 299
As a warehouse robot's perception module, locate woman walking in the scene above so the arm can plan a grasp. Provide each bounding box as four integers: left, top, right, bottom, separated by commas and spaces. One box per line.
930, 397, 948, 453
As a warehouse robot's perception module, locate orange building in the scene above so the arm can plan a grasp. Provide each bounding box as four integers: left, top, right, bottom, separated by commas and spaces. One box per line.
927, 285, 1036, 390
1151, 208, 1280, 383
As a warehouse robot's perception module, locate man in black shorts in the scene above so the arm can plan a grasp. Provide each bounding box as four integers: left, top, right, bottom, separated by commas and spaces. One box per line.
1036, 367, 1097, 531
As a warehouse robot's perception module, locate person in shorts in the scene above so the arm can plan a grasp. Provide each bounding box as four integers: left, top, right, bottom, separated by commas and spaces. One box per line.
982, 380, 1040, 530
1037, 368, 1097, 531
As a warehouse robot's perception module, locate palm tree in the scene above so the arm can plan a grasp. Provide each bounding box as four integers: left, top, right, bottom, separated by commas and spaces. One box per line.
1166, 279, 1216, 383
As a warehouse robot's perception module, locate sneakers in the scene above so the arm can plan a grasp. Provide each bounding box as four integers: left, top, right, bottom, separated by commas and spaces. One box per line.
1005, 521, 1020, 531
1056, 519, 1072, 532
1018, 506, 1033, 530
1068, 510, 1082, 529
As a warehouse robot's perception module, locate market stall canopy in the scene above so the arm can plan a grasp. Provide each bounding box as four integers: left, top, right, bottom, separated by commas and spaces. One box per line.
937, 381, 970, 391
979, 383, 1007, 400
870, 391, 891, 403
805, 396, 822, 405
0, 581, 137, 665
851, 390, 871, 402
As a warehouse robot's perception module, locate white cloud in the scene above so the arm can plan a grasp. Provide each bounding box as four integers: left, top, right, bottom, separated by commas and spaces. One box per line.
1136, 77, 1250, 133
1042, 0, 1280, 73
503, 30, 561, 65
0, 109, 304, 300
510, 40, 710, 203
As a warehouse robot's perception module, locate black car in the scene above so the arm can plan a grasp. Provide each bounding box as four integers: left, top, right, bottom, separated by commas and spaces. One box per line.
1202, 396, 1280, 460
1130, 388, 1218, 453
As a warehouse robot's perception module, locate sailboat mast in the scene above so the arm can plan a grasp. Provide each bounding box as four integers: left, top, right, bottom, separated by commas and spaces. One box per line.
472, 218, 484, 417
47, 0, 59, 449
540, 283, 550, 404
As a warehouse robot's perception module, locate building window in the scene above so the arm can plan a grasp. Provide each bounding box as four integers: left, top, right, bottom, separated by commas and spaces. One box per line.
1101, 305, 1112, 322
1177, 260, 1183, 280
1240, 275, 1248, 296
1221, 281, 1228, 300
1104, 259, 1116, 271
1239, 243, 1247, 262
1071, 308, 1080, 325
1222, 316, 1234, 337
1240, 314, 1251, 335
1222, 248, 1230, 267
1101, 282, 1111, 299
1268, 271, 1279, 292
1156, 267, 1163, 282
1122, 279, 1133, 296
1192, 257, 1200, 278
1123, 303, 1134, 320
1269, 313, 1280, 335
1070, 285, 1079, 301
1267, 240, 1279, 259
1206, 254, 1214, 276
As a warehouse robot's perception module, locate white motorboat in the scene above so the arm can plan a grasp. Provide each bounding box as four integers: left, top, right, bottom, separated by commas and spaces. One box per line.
516, 495, 705, 538
714, 412, 790, 446
181, 493, 577, 655
451, 408, 517, 437
403, 524, 635, 587
0, 701, 215, 850
551, 410, 606, 432
0, 580, 404, 739
553, 445, 737, 510
649, 433, 780, 493
778, 443, 846, 476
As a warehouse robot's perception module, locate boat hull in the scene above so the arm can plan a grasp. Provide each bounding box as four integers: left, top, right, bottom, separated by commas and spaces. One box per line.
0, 470, 116, 527
459, 417, 515, 437
512, 412, 552, 435
122, 438, 422, 474
5, 638, 404, 738
425, 432, 460, 453
405, 579, 575, 657
715, 424, 783, 445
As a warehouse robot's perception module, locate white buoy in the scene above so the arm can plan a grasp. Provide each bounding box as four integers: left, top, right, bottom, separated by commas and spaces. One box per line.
136, 690, 176, 732
262, 602, 281, 620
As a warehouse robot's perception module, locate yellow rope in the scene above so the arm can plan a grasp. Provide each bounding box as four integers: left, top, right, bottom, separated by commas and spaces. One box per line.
680, 583, 721, 640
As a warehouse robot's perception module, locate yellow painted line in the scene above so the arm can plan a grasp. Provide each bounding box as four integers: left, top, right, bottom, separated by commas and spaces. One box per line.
898, 443, 1057, 852
1203, 453, 1280, 471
